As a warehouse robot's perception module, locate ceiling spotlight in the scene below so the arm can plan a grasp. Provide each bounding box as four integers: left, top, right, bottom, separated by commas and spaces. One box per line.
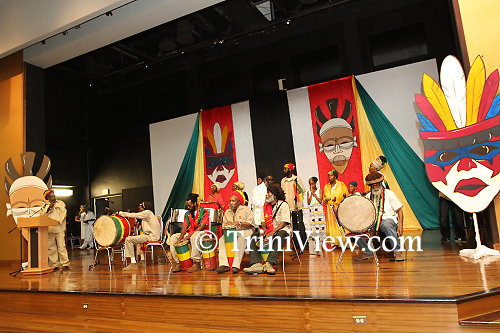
75, 25, 81, 30
286, 20, 291, 25
62, 31, 68, 36
219, 40, 224, 44
105, 11, 113, 16
89, 83, 93, 87
145, 65, 149, 69
41, 40, 46, 45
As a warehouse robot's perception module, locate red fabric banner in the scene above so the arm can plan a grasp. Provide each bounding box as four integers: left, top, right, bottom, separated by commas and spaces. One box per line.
307, 76, 364, 189
201, 105, 239, 205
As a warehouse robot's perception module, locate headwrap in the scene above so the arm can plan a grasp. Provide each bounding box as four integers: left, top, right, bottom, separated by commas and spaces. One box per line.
233, 181, 245, 190
283, 163, 295, 171
211, 183, 220, 191
328, 170, 338, 178
43, 189, 54, 199
230, 190, 246, 205
348, 181, 358, 187
365, 172, 385, 185
371, 156, 387, 171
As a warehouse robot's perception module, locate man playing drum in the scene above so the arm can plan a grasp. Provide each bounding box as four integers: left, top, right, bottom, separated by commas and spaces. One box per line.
216, 190, 256, 274
243, 184, 291, 275
120, 201, 161, 271
169, 193, 210, 273
354, 172, 405, 262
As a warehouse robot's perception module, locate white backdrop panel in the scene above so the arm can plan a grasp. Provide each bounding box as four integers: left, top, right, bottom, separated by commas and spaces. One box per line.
356, 59, 439, 160
150, 113, 197, 213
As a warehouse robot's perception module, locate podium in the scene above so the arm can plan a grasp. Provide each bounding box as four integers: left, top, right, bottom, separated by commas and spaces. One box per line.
17, 216, 59, 275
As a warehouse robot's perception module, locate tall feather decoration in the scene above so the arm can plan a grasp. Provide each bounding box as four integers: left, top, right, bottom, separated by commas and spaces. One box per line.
440, 55, 466, 128
415, 94, 447, 131
422, 74, 457, 130
485, 94, 500, 120
466, 56, 486, 126
213, 123, 222, 154
220, 125, 228, 153
478, 69, 499, 121
417, 114, 439, 132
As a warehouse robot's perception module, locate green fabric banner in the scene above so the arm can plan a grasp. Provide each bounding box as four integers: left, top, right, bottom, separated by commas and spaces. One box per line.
161, 114, 200, 221
355, 80, 439, 229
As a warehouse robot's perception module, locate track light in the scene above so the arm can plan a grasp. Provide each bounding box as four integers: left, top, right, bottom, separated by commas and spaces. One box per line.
105, 11, 113, 17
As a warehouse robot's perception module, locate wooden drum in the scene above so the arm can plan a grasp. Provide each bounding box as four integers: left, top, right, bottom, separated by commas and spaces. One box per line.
336, 195, 376, 233
93, 215, 131, 247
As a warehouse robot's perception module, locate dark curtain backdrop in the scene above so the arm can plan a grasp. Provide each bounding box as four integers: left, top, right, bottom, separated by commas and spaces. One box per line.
250, 91, 296, 181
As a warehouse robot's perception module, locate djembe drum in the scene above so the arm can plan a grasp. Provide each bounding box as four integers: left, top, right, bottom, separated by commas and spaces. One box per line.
336, 195, 376, 233
174, 239, 193, 271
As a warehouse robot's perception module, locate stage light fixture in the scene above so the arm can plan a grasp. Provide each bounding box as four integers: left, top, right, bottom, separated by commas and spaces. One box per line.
62, 31, 68, 36
41, 40, 46, 45
105, 11, 113, 17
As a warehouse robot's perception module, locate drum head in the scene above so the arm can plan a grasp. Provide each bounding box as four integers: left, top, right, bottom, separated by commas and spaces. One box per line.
337, 196, 376, 233
93, 216, 116, 247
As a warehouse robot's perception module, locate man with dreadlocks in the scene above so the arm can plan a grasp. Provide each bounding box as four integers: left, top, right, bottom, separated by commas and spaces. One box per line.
354, 172, 405, 262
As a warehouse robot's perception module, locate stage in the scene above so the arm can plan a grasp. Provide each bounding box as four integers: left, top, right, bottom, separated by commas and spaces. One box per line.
0, 230, 498, 332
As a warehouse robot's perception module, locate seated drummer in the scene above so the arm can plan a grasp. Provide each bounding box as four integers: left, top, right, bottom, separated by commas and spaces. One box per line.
169, 193, 209, 273
120, 201, 161, 271
354, 172, 404, 262
243, 184, 291, 275
216, 190, 256, 274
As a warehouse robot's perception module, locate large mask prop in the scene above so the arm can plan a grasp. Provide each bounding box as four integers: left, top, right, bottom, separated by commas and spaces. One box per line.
416, 55, 500, 259
315, 98, 358, 174
204, 122, 235, 189
4, 152, 52, 234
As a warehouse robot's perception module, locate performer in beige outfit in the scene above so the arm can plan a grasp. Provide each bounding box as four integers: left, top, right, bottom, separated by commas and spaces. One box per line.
119, 201, 161, 271
43, 190, 70, 270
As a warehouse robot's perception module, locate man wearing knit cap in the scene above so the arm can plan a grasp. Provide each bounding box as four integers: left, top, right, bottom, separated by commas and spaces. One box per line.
281, 163, 306, 251
216, 190, 256, 274
42, 189, 70, 270
244, 183, 291, 275
355, 172, 404, 262
232, 181, 249, 205
368, 155, 389, 189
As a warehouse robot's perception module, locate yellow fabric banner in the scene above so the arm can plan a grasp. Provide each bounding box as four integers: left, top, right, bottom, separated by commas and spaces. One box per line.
352, 78, 422, 231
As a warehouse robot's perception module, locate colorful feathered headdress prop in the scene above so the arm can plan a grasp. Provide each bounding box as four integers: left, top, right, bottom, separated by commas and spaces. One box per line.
416, 55, 500, 139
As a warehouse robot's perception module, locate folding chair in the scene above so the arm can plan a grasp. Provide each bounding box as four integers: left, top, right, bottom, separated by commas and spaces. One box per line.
144, 216, 171, 265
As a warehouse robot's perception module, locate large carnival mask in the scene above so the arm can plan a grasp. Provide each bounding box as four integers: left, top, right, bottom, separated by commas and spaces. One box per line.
315, 98, 357, 174
204, 122, 235, 189
416, 55, 500, 213
4, 152, 52, 226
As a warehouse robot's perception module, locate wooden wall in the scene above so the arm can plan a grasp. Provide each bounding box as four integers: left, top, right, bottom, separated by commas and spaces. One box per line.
0, 51, 24, 263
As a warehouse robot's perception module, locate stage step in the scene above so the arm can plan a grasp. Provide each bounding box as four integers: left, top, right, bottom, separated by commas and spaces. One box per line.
460, 311, 500, 327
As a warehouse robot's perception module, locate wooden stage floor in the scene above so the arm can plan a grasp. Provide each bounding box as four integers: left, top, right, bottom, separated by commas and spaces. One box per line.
0, 230, 499, 332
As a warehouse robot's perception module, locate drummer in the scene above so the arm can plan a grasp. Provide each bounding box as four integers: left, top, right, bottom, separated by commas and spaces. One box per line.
169, 193, 209, 273
354, 172, 404, 262
119, 201, 161, 271
216, 190, 256, 274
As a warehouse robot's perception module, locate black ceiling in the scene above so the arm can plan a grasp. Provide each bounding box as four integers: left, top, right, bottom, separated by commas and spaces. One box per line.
58, 0, 348, 84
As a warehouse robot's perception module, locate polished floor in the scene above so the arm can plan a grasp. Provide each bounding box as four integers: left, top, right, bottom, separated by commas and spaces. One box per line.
1, 230, 499, 301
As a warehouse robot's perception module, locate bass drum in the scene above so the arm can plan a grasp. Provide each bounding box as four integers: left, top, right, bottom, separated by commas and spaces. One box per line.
336, 195, 376, 233
93, 215, 131, 247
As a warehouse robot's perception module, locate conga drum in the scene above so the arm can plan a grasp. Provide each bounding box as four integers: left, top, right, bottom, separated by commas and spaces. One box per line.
336, 196, 376, 233
175, 239, 193, 271
223, 226, 237, 267
93, 215, 131, 247
201, 231, 217, 271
